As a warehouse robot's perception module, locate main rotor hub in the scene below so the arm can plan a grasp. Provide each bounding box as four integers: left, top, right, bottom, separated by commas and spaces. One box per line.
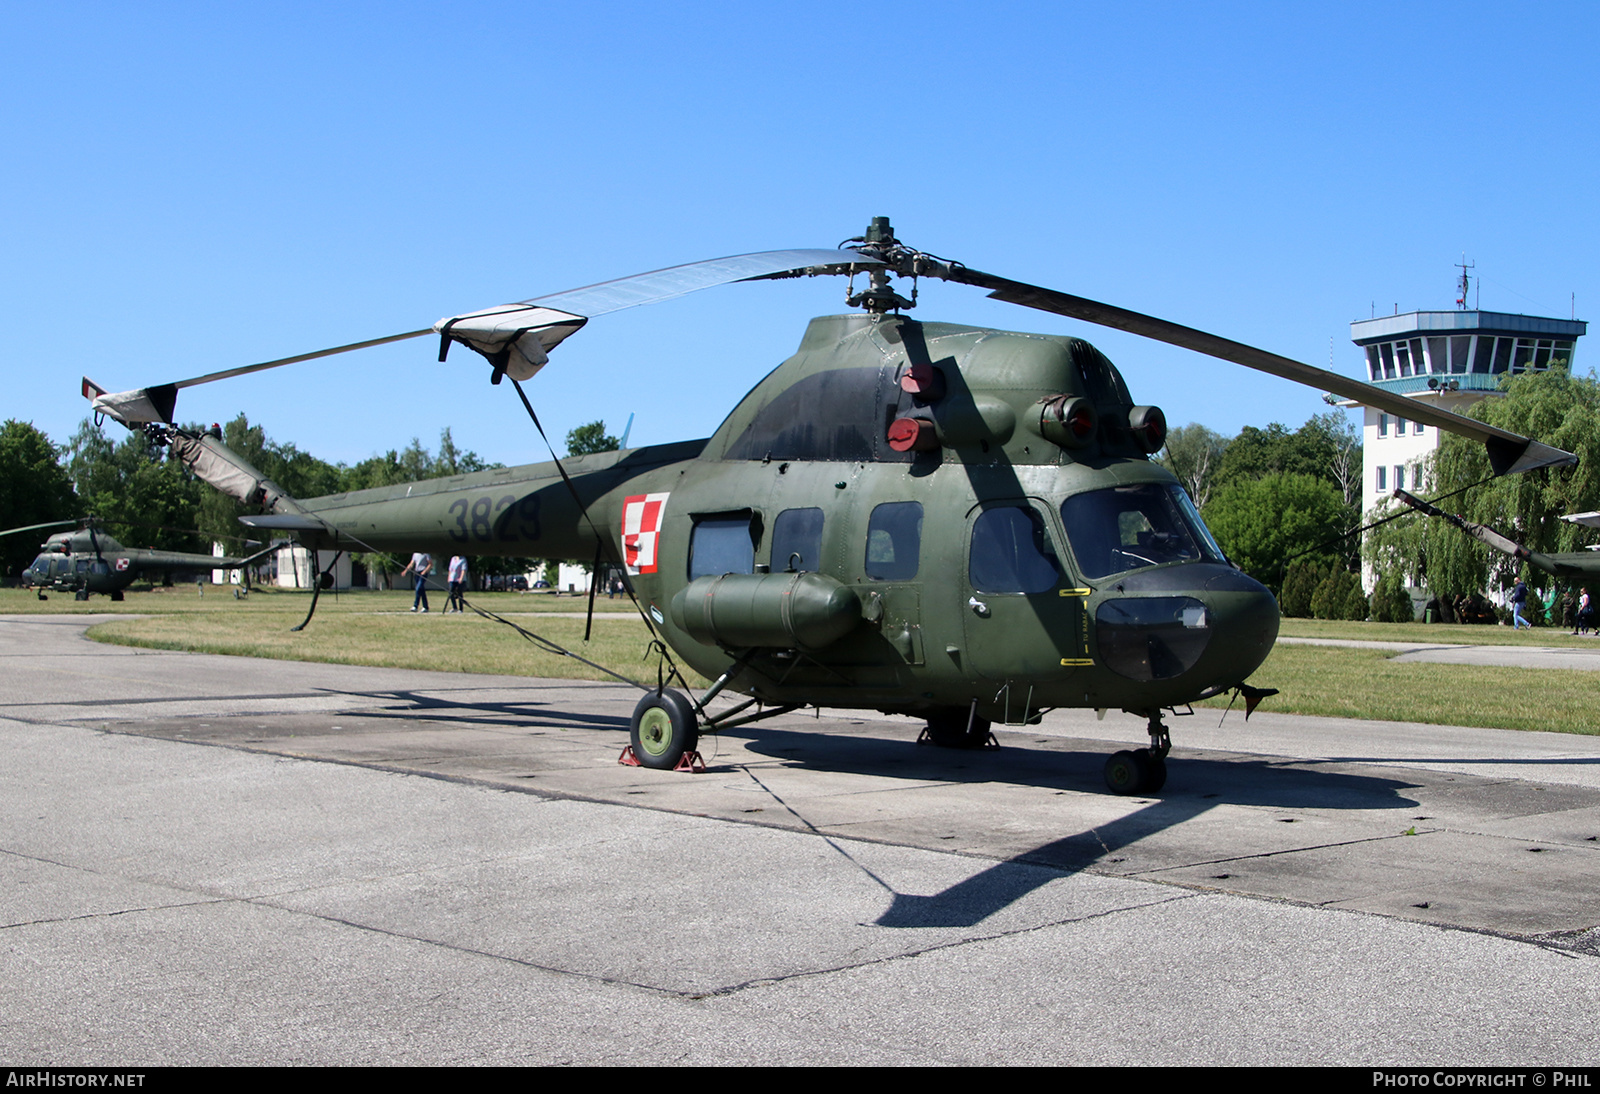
841, 217, 967, 314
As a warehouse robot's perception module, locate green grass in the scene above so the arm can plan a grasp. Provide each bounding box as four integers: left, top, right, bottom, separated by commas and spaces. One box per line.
0, 584, 639, 617
1, 585, 691, 686
1278, 616, 1597, 648
1196, 641, 1599, 735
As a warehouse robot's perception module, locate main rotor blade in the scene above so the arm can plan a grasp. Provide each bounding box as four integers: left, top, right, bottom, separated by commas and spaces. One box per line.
0, 518, 79, 539
82, 329, 434, 427
172, 329, 434, 390
949, 266, 1578, 477
436, 248, 882, 381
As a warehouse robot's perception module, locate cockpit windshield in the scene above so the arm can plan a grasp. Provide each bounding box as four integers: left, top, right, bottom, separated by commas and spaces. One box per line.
1059, 483, 1224, 579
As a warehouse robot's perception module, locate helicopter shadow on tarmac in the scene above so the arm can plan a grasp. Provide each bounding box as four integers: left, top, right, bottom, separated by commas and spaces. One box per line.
725, 722, 1422, 928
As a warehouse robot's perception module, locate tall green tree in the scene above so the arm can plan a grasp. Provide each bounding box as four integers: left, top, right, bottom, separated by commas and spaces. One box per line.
0, 421, 79, 582
67, 421, 205, 555
565, 421, 620, 457
1202, 472, 1352, 595
1212, 412, 1362, 503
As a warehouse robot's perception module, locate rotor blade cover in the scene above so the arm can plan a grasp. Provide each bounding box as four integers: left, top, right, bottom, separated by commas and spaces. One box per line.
86, 382, 178, 427
165, 429, 304, 515
434, 249, 883, 381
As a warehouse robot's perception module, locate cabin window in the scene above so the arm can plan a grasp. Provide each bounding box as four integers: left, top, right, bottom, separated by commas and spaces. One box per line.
772, 508, 824, 573
969, 507, 1061, 594
689, 516, 755, 579
865, 502, 923, 581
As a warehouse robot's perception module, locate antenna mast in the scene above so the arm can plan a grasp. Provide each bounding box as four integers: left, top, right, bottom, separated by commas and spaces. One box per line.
1455, 255, 1476, 311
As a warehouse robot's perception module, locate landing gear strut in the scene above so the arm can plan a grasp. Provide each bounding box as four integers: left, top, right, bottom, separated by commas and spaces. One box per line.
1103, 710, 1170, 795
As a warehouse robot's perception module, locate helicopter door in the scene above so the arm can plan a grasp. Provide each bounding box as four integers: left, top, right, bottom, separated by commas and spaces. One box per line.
962, 501, 1088, 683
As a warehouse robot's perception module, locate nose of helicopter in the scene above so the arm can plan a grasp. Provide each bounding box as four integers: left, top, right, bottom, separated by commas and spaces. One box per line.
1093, 563, 1279, 689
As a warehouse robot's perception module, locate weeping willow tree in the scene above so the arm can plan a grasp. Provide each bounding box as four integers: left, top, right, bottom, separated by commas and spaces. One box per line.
1365, 369, 1600, 597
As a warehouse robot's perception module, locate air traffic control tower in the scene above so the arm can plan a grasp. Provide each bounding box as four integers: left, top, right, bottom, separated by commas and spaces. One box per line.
1348, 276, 1585, 519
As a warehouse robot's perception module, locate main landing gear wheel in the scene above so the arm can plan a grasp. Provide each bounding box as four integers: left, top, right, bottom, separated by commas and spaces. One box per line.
1104, 750, 1166, 795
923, 707, 994, 749
629, 688, 699, 770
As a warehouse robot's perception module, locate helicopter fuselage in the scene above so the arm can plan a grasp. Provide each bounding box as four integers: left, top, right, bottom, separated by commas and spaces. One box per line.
285, 313, 1279, 724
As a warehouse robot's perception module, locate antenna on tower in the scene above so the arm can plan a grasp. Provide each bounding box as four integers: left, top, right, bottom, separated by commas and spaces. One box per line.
1455, 255, 1476, 311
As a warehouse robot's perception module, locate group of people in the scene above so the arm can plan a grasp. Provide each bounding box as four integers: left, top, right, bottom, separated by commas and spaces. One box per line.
398, 552, 469, 614
1560, 586, 1595, 635
1504, 583, 1597, 634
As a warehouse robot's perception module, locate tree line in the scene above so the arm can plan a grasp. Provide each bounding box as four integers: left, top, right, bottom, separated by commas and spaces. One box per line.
0, 415, 619, 584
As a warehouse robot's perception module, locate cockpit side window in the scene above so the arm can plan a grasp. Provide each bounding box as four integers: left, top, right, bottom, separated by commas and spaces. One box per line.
1060, 484, 1222, 579
969, 507, 1061, 594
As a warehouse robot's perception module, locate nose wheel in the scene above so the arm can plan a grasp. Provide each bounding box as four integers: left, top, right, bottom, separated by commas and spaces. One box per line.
1103, 711, 1171, 795
1103, 749, 1167, 794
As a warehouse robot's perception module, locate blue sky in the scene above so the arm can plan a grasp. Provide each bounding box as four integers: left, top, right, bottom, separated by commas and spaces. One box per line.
4, 1, 1596, 467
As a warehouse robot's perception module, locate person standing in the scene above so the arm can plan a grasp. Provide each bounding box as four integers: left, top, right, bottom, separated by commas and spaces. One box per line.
447, 554, 468, 613
1509, 578, 1530, 630
400, 551, 433, 613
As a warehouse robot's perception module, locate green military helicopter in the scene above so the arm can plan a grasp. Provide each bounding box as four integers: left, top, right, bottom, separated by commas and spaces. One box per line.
7, 518, 277, 600
80, 220, 1577, 793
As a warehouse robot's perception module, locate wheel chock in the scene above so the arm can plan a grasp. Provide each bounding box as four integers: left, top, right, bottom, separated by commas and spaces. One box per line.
618, 745, 707, 773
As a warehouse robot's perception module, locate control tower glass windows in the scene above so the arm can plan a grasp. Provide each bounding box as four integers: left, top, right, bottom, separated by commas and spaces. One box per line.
1472, 337, 1494, 373
1493, 338, 1513, 374
1513, 340, 1536, 373
1427, 337, 1447, 373
1378, 414, 1388, 438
